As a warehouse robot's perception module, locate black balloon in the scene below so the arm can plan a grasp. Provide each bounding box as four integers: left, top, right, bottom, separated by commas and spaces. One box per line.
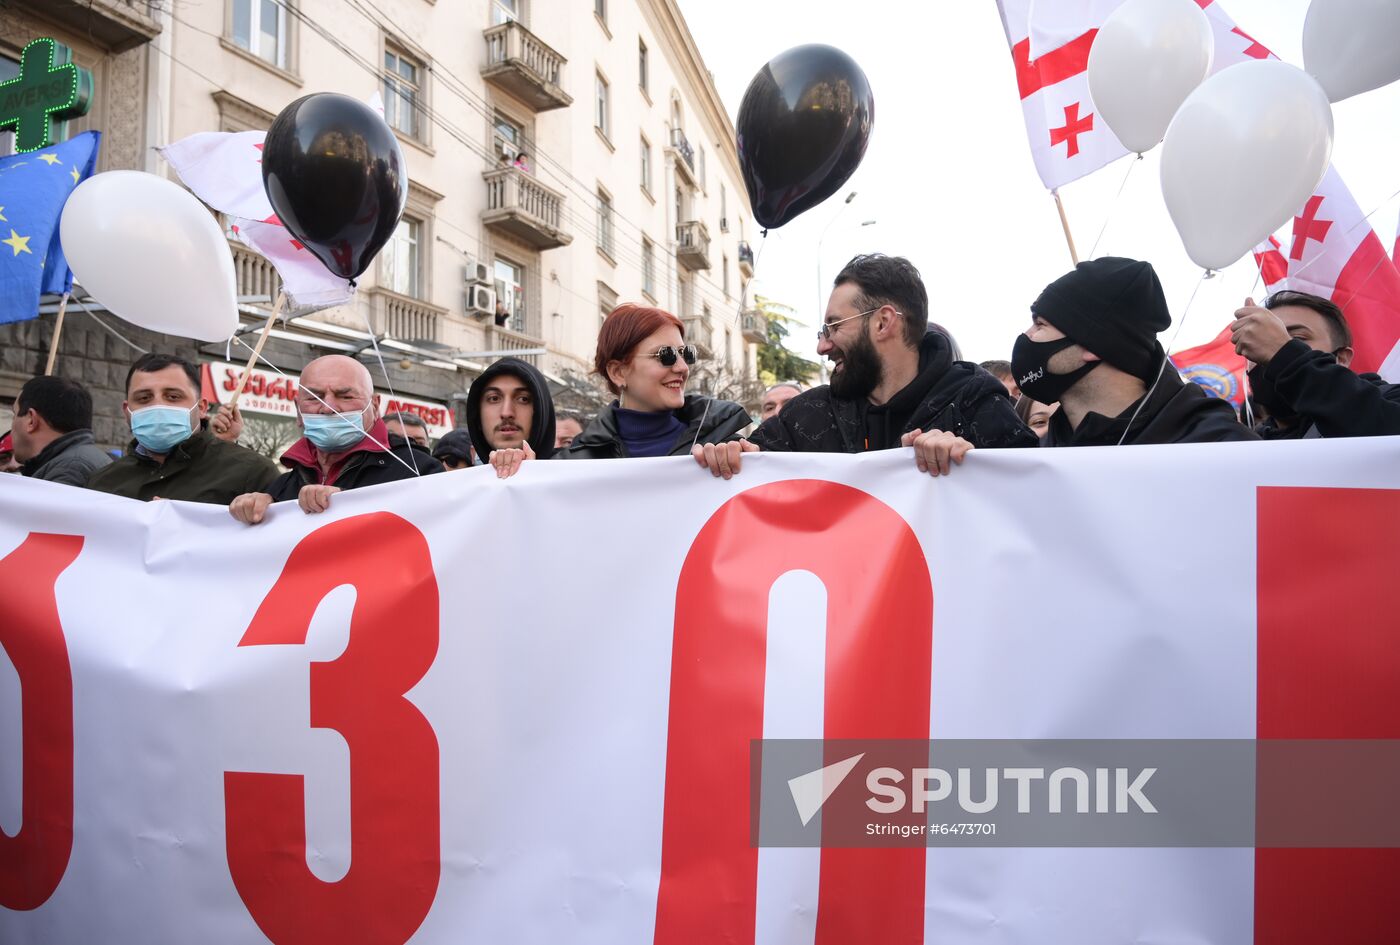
736, 45, 874, 231
262, 93, 407, 281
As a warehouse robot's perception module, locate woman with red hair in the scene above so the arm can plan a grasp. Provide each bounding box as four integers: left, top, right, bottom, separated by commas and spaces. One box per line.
558, 304, 751, 461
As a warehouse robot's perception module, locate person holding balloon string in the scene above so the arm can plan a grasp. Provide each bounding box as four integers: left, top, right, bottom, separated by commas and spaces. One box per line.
228, 355, 436, 525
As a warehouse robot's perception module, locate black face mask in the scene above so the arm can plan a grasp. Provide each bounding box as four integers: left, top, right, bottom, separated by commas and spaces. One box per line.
1011, 334, 1099, 404
1247, 364, 1299, 425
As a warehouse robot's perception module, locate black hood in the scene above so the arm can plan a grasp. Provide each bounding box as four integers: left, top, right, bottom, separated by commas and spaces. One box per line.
465, 357, 557, 460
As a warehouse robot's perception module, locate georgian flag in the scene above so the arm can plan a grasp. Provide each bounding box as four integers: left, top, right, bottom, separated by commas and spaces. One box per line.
996, 0, 1129, 190
1251, 167, 1400, 380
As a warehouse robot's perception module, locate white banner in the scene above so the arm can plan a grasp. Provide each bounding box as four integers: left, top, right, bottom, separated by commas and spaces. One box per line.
2, 441, 1399, 944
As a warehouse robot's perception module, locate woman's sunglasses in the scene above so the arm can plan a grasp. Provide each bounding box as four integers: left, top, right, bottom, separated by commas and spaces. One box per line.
645, 345, 698, 367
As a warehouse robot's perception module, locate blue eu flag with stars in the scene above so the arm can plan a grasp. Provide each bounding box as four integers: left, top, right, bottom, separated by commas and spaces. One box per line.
0, 130, 100, 325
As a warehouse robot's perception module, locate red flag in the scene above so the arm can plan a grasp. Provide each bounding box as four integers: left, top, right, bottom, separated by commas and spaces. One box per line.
1172, 326, 1247, 408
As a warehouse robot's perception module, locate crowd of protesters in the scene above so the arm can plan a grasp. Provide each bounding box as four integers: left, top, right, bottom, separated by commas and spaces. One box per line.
5, 253, 1398, 515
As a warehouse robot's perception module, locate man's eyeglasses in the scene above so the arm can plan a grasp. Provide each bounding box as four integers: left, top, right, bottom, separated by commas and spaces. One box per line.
817, 306, 901, 342
645, 345, 698, 367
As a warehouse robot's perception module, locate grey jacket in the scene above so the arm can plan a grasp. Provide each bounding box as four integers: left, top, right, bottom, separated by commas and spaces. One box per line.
20, 429, 112, 486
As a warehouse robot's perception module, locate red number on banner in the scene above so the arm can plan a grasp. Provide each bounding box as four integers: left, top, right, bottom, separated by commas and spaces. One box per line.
1256, 487, 1400, 945
654, 480, 934, 945
0, 533, 84, 910
225, 512, 440, 945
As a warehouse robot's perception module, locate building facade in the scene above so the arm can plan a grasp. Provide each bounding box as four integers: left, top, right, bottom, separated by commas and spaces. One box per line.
0, 0, 766, 451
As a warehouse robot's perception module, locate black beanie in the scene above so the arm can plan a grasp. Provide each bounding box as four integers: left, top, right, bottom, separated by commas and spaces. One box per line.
1030, 257, 1171, 382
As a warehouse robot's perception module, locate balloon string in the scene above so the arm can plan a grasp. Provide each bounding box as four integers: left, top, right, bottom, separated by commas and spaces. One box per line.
225, 330, 425, 478
1116, 268, 1213, 447
1087, 154, 1143, 261
359, 309, 420, 475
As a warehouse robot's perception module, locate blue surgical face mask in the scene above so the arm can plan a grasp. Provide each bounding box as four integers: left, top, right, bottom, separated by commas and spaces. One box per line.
129, 404, 197, 454
301, 409, 368, 452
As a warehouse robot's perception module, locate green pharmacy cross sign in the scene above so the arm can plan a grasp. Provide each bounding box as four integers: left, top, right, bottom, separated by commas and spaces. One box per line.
0, 37, 94, 153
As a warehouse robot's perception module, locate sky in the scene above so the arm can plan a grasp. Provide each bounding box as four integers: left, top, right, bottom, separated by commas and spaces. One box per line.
674, 0, 1400, 366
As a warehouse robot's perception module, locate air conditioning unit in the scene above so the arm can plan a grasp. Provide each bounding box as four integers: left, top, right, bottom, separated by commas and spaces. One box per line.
464, 257, 490, 285
467, 283, 497, 316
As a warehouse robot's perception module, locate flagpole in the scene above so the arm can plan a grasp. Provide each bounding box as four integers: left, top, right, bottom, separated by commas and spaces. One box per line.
1052, 189, 1081, 266
229, 291, 286, 410
43, 292, 71, 376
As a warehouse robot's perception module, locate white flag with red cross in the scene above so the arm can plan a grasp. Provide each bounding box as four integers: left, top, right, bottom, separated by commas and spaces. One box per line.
1251, 167, 1400, 380
995, 0, 1129, 190
158, 130, 354, 315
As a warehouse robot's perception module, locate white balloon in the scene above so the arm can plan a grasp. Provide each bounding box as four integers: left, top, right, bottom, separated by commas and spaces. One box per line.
1303, 0, 1400, 103
59, 171, 238, 342
1087, 0, 1214, 154
1161, 60, 1334, 272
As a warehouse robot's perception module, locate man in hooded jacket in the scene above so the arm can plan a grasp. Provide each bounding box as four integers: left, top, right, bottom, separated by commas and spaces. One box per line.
708, 254, 1035, 478
1012, 257, 1257, 447
464, 356, 557, 476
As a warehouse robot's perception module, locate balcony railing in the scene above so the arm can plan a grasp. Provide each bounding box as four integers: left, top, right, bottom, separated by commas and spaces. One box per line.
668, 128, 697, 188
483, 166, 572, 250
230, 240, 281, 303
482, 21, 572, 112
368, 288, 448, 344
737, 240, 755, 278
683, 314, 714, 358
675, 220, 711, 271
740, 309, 767, 345
484, 323, 545, 367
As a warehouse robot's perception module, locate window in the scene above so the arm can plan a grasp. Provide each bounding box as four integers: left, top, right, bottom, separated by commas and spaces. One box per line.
383, 46, 423, 140
232, 0, 288, 70
495, 258, 525, 332
638, 39, 649, 93
697, 144, 706, 188
640, 135, 652, 194
597, 188, 615, 260
594, 72, 610, 138
492, 0, 518, 25
642, 237, 656, 298
725, 328, 733, 368
0, 55, 18, 156
674, 186, 686, 226
720, 184, 728, 231
598, 281, 618, 328
493, 111, 525, 166
722, 254, 730, 297
381, 218, 421, 298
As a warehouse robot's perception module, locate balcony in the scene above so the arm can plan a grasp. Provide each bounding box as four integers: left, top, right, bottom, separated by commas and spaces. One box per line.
483, 323, 545, 367
675, 220, 711, 272
737, 240, 755, 278
481, 21, 572, 112
483, 167, 573, 250
18, 0, 161, 52
230, 240, 281, 304
683, 314, 714, 359
668, 128, 698, 189
740, 309, 767, 345
368, 288, 448, 344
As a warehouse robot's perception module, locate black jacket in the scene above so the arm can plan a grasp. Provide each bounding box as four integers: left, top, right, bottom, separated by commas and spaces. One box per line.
87, 430, 280, 503
465, 357, 557, 460
1256, 339, 1400, 439
262, 438, 437, 502
20, 429, 111, 485
1044, 362, 1258, 446
748, 332, 1038, 453
559, 395, 751, 459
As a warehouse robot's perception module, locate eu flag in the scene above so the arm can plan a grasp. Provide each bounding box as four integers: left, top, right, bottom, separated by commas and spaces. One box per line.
0, 129, 100, 325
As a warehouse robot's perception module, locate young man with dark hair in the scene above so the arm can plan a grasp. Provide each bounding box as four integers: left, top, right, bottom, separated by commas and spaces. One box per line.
9, 375, 111, 485
1013, 257, 1256, 446
709, 253, 1034, 477
88, 353, 279, 502
464, 356, 557, 477
1230, 290, 1400, 438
